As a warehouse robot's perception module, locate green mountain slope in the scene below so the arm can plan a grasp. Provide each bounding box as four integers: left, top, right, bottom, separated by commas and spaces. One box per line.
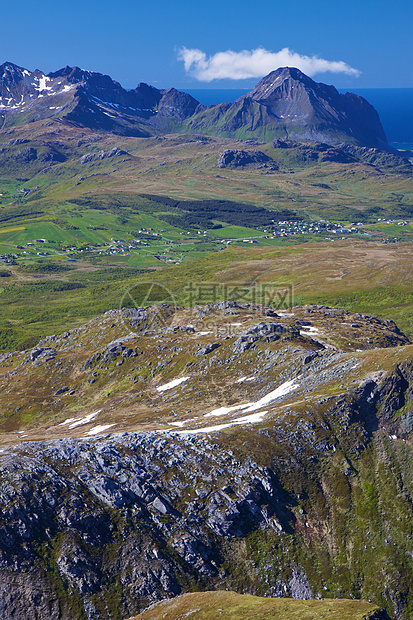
134, 590, 386, 620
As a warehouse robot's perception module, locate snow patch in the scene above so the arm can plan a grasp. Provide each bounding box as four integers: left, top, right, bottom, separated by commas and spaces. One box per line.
68, 410, 101, 429
35, 74, 52, 92
243, 379, 299, 412
204, 403, 252, 418
86, 424, 116, 436
157, 377, 190, 392
59, 417, 79, 426
179, 422, 234, 435
180, 410, 269, 434
180, 379, 299, 434
300, 325, 319, 334
234, 410, 268, 424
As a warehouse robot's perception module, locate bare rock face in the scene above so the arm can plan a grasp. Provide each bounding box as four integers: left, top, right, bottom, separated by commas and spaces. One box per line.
234, 322, 300, 353
0, 355, 412, 618
0, 433, 292, 619
0, 62, 204, 137
271, 138, 411, 170
157, 88, 204, 120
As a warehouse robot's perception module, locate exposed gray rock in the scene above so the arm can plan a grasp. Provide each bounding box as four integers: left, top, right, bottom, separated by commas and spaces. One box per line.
197, 342, 221, 355
234, 322, 299, 353
0, 431, 293, 618
79, 147, 128, 164
30, 347, 57, 361
288, 567, 313, 600
217, 149, 277, 169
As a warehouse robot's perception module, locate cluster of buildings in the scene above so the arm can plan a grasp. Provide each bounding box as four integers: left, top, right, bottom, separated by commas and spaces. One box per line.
258, 219, 360, 238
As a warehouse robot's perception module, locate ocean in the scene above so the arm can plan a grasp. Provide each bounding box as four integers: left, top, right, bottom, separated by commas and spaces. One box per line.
185, 88, 413, 151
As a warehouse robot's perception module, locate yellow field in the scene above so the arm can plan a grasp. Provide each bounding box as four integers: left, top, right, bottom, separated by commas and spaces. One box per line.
0, 225, 25, 234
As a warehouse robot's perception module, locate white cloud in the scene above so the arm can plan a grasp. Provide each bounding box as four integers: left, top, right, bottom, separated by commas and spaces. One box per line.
178, 47, 361, 82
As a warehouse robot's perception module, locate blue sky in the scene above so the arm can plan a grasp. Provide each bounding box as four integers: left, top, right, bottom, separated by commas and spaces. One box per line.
2, 0, 412, 89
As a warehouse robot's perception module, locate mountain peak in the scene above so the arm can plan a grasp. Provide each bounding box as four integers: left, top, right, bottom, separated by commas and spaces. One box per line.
264, 66, 309, 80
197, 66, 386, 147
250, 66, 335, 102
0, 61, 27, 73
0, 62, 31, 84
256, 66, 314, 86
48, 65, 92, 83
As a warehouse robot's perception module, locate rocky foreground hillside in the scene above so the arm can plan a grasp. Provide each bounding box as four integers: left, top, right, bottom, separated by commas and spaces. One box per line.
0, 303, 413, 618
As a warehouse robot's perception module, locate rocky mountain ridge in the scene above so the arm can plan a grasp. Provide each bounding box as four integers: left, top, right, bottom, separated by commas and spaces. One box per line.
0, 62, 203, 137
0, 62, 390, 148
0, 302, 410, 443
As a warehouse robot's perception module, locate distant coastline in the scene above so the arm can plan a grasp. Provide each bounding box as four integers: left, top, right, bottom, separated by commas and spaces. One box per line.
185, 87, 413, 150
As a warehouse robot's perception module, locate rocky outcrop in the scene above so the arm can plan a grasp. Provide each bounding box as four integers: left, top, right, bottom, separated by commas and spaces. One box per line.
0, 305, 412, 618
197, 342, 221, 355
217, 149, 278, 169
0, 433, 292, 619
234, 321, 301, 353
156, 88, 204, 121
271, 139, 411, 169
79, 147, 129, 164
30, 346, 57, 362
